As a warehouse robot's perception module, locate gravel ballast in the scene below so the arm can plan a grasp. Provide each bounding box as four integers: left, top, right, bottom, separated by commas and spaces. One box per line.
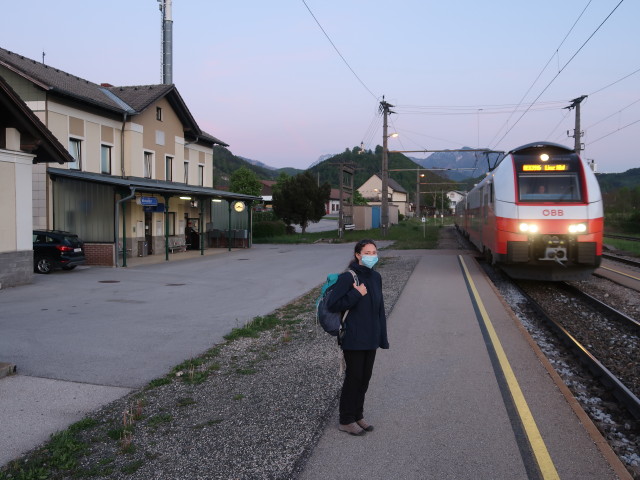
3, 254, 418, 480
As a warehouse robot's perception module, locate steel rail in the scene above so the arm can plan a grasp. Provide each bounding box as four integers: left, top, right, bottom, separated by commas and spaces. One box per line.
602, 253, 640, 269
604, 234, 640, 242
558, 282, 640, 330
513, 282, 640, 420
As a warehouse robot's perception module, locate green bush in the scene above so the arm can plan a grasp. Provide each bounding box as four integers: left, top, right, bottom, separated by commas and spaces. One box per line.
253, 221, 286, 238
253, 211, 278, 222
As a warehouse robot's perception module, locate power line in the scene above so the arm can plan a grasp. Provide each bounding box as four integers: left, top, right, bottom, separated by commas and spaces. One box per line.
490, 0, 625, 149
589, 66, 640, 95
588, 118, 640, 145
487, 0, 593, 147
301, 0, 378, 100
584, 97, 640, 130
546, 109, 572, 139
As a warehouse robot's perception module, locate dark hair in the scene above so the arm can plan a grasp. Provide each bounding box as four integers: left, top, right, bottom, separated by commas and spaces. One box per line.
353, 239, 377, 261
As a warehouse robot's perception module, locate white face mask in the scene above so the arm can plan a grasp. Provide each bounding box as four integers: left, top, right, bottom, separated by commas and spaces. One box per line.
361, 255, 378, 269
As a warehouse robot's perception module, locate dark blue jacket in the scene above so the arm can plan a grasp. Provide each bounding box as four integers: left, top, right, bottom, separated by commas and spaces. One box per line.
327, 261, 389, 350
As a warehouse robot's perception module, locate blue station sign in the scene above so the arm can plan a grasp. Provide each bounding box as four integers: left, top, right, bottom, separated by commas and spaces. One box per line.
138, 196, 158, 206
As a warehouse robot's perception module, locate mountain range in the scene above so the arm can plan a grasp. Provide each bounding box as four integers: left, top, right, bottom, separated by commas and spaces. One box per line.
216, 145, 639, 194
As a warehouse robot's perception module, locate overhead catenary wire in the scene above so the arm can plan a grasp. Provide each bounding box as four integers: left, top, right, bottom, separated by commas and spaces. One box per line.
584, 97, 640, 131
547, 67, 640, 141
588, 118, 640, 145
589, 66, 640, 96
490, 0, 625, 149
487, 0, 593, 147
301, 0, 378, 101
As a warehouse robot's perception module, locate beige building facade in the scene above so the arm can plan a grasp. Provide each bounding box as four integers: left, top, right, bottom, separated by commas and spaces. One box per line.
0, 47, 258, 266
357, 174, 410, 219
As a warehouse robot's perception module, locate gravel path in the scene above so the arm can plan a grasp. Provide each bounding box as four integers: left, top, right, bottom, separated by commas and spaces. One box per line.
2, 253, 418, 480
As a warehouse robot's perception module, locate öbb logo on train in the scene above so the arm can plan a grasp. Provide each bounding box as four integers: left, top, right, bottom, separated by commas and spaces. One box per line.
542, 209, 564, 217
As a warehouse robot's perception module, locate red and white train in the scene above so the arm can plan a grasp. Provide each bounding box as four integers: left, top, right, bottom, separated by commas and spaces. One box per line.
455, 141, 603, 281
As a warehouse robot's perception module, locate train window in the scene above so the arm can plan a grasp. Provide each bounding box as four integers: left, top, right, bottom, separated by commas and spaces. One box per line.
518, 174, 582, 202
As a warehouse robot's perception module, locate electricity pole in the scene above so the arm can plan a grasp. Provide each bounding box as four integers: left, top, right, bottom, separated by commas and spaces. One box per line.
380, 98, 394, 236
566, 95, 587, 154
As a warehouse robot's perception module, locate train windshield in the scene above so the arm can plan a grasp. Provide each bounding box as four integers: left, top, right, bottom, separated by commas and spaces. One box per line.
518, 174, 582, 202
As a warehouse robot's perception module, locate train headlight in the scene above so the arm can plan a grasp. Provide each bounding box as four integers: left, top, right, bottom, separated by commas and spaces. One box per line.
519, 223, 539, 233
568, 223, 587, 234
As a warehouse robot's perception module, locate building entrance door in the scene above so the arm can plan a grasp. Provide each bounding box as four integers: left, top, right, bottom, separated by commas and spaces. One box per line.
145, 211, 153, 254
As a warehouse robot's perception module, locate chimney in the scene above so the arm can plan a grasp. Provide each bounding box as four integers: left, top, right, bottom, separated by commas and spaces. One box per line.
159, 0, 173, 84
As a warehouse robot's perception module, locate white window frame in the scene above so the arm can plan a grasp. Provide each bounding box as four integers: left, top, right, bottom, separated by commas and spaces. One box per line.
68, 138, 82, 170
143, 151, 153, 179
165, 155, 173, 181
198, 165, 204, 187
184, 161, 189, 184
100, 144, 112, 174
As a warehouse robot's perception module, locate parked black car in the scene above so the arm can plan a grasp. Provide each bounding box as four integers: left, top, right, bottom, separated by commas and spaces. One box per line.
33, 230, 86, 274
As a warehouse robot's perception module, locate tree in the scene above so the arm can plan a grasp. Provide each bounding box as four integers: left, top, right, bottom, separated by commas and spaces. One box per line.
350, 190, 368, 206
229, 167, 262, 205
272, 171, 331, 234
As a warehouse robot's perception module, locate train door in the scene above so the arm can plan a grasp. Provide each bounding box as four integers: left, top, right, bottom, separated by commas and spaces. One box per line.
482, 182, 496, 259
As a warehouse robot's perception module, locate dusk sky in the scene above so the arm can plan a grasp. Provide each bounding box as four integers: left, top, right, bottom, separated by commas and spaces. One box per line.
2, 0, 638, 173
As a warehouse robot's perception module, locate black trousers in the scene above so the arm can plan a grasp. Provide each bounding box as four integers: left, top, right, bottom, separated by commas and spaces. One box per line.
339, 349, 377, 425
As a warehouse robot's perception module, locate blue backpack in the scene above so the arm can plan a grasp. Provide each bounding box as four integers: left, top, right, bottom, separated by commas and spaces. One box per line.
316, 269, 359, 339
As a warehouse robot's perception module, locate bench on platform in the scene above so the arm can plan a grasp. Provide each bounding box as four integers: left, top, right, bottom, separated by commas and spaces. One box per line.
168, 241, 188, 253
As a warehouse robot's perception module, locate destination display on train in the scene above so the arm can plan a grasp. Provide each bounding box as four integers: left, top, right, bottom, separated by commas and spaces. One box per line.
522, 164, 569, 172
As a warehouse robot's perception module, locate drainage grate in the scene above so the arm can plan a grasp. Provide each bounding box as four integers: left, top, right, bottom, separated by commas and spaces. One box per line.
165, 283, 186, 287
237, 258, 249, 261
99, 280, 120, 283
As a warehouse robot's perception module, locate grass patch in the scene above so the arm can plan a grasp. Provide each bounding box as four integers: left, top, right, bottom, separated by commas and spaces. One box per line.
603, 237, 640, 256
224, 314, 281, 341
121, 459, 144, 474
68, 417, 100, 433
173, 357, 206, 373
147, 413, 173, 428
233, 394, 245, 401
177, 397, 196, 407
145, 377, 172, 389
107, 426, 134, 441
183, 370, 209, 384
236, 367, 257, 375
252, 218, 443, 249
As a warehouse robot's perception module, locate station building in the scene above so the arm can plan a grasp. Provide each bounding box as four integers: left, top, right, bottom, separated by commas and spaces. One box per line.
0, 47, 259, 267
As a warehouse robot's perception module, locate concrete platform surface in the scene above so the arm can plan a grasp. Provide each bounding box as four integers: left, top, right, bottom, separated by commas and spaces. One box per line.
301, 251, 621, 480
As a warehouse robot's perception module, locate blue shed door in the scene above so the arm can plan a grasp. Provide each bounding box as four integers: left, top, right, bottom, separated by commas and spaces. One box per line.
371, 206, 381, 228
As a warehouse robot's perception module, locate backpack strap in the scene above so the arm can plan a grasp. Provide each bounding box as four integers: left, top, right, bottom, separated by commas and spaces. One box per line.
338, 269, 359, 345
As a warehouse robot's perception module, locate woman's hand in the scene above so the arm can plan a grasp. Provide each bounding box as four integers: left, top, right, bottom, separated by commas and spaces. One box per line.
354, 283, 367, 296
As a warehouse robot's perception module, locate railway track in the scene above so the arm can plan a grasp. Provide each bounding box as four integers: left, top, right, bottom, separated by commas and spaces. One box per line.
515, 280, 640, 420
602, 252, 640, 269
604, 233, 640, 242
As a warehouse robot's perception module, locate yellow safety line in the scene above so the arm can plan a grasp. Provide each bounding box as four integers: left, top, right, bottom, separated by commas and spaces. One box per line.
601, 265, 640, 281
458, 255, 560, 480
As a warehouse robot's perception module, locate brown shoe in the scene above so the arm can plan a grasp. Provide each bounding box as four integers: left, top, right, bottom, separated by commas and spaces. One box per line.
356, 419, 374, 432
338, 422, 366, 436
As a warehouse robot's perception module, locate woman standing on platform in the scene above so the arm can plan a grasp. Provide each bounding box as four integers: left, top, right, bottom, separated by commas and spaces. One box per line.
327, 239, 389, 436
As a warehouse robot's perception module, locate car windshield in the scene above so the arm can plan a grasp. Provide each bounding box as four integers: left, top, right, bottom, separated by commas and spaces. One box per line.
518, 174, 582, 202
